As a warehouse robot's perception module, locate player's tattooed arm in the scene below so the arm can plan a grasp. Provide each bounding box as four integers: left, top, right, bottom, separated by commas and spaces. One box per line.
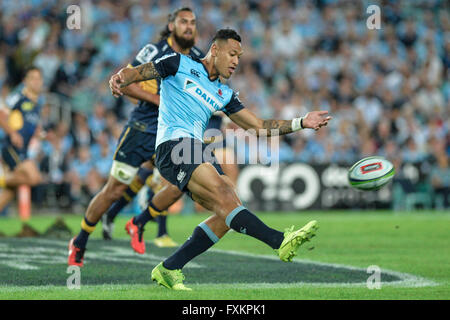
109, 62, 161, 97
230, 109, 293, 136
133, 62, 161, 82
261, 120, 294, 136
262, 112, 332, 134
229, 109, 332, 136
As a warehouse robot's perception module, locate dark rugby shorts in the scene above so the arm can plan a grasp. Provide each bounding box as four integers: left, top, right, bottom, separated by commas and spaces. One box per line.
155, 137, 224, 194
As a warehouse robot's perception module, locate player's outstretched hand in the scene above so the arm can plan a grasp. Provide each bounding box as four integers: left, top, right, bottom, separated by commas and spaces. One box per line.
303, 111, 332, 131
109, 71, 125, 98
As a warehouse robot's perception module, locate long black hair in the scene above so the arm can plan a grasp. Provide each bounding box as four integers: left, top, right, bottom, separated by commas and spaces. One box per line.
159, 7, 193, 41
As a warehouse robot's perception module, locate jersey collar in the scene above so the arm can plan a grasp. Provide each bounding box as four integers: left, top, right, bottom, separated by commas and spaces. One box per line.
192, 57, 220, 83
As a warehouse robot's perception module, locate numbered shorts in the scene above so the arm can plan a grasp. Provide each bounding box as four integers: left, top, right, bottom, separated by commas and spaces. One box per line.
110, 125, 156, 185
155, 137, 224, 194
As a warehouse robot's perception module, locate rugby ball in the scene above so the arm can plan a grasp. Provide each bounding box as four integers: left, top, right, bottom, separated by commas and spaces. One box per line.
348, 156, 395, 191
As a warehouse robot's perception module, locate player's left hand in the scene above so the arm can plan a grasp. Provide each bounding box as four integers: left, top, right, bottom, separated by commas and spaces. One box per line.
302, 111, 332, 131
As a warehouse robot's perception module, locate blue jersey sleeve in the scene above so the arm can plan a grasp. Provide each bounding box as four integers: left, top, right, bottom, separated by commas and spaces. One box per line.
223, 92, 245, 116
153, 53, 181, 78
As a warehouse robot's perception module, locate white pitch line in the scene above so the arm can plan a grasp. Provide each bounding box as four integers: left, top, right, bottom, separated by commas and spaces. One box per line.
0, 240, 439, 290
206, 248, 439, 288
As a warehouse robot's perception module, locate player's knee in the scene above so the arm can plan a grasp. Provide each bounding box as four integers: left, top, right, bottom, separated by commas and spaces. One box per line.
211, 179, 236, 209
167, 184, 183, 201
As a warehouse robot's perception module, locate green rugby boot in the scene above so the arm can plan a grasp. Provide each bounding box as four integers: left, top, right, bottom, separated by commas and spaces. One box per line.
151, 262, 192, 291
277, 220, 318, 262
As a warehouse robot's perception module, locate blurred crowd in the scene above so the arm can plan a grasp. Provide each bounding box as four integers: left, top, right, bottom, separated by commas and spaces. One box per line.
0, 0, 449, 210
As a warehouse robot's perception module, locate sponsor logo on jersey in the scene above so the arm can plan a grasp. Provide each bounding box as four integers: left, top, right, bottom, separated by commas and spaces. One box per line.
118, 169, 130, 180
21, 102, 34, 111
183, 79, 224, 112
190, 69, 200, 78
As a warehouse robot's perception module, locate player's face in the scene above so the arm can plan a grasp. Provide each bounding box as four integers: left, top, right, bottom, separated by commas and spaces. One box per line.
172, 11, 196, 49
24, 69, 43, 94
214, 39, 243, 79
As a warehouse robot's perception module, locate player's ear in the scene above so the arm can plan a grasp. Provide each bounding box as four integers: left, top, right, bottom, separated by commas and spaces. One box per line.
211, 42, 218, 57
168, 22, 174, 33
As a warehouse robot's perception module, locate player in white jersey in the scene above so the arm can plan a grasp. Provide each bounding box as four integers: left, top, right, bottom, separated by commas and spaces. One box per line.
110, 29, 331, 290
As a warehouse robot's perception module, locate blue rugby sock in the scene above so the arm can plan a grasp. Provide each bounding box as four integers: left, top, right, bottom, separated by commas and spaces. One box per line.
163, 223, 219, 270
105, 197, 129, 223
156, 215, 168, 237
132, 201, 160, 227
74, 217, 97, 249
146, 187, 169, 237
226, 206, 284, 250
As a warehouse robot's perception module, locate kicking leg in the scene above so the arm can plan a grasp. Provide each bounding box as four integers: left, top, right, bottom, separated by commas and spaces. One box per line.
189, 164, 318, 261
152, 163, 282, 290
186, 163, 285, 249
152, 163, 318, 289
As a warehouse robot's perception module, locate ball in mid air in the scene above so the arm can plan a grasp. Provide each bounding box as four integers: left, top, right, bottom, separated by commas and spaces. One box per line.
348, 156, 395, 191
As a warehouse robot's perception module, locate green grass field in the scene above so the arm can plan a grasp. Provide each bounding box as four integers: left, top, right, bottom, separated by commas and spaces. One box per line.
0, 211, 449, 300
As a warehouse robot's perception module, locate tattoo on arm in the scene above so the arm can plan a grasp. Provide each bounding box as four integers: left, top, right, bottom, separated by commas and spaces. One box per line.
135, 62, 160, 81
261, 120, 293, 136
120, 62, 161, 88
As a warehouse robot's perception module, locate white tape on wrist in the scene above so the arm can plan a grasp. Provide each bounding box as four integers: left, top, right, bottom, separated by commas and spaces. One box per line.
291, 117, 304, 131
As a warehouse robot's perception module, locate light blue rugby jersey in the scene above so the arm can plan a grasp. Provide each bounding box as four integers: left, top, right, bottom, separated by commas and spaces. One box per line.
152, 52, 244, 148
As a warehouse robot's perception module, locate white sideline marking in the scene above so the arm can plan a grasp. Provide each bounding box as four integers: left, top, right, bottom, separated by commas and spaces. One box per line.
0, 240, 438, 289
206, 248, 439, 288
0, 239, 203, 270
0, 261, 39, 270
